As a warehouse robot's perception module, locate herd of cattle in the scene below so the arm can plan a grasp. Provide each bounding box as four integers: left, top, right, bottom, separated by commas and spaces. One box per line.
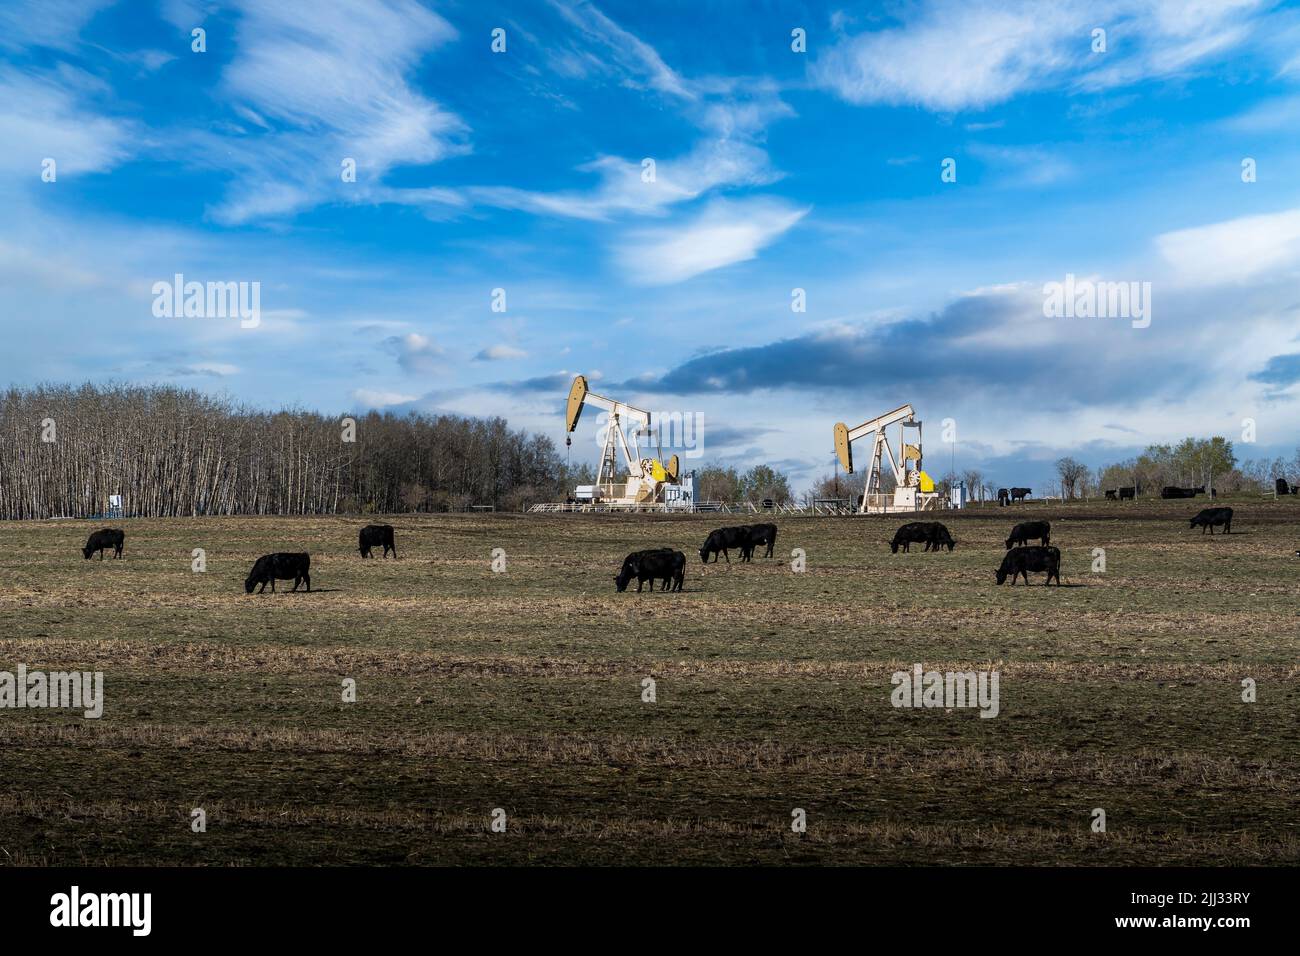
1104, 485, 1209, 500
75, 505, 1242, 593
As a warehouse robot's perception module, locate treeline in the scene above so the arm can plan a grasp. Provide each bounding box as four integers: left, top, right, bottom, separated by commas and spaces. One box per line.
0, 383, 574, 519
1095, 437, 1300, 497
693, 464, 793, 504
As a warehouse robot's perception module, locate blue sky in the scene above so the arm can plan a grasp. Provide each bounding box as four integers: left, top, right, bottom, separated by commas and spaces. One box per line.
5, 0, 1300, 492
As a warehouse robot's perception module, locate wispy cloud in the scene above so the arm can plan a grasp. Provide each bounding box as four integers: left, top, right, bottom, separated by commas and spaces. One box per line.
616, 199, 808, 285
207, 0, 467, 223
0, 66, 136, 175
545, 0, 696, 101
0, 0, 116, 52
813, 0, 1272, 112
465, 139, 780, 221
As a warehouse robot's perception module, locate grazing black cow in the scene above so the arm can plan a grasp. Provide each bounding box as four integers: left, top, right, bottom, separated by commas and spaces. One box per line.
997, 488, 1010, 506
1006, 520, 1050, 549
890, 522, 930, 553
996, 546, 1061, 586
891, 521, 955, 553
1277, 478, 1291, 497
1009, 487, 1031, 503
1189, 507, 1233, 535
740, 523, 778, 561
1118, 486, 1136, 500
615, 549, 685, 593
245, 553, 311, 593
926, 523, 956, 552
699, 526, 749, 563
358, 524, 397, 559
82, 528, 124, 560
1104, 489, 1118, 500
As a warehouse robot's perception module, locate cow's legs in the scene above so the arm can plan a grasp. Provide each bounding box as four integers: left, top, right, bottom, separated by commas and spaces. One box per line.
723, 549, 730, 563
304, 573, 310, 592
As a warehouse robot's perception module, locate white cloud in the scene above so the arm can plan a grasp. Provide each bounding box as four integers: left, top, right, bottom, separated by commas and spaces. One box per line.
174, 362, 240, 377
617, 199, 809, 285
1157, 208, 1300, 285
545, 0, 696, 101
0, 67, 135, 175
466, 138, 780, 221
436, 5, 792, 224
353, 388, 419, 408
0, 0, 115, 52
206, 0, 467, 223
475, 345, 528, 361
813, 0, 1270, 112
967, 143, 1074, 186
383, 332, 443, 373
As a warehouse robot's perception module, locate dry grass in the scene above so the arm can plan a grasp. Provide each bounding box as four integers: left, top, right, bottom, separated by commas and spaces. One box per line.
0, 498, 1297, 865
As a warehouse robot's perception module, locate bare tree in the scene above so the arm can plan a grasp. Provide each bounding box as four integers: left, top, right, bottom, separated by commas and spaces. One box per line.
1055, 456, 1088, 500
0, 383, 573, 518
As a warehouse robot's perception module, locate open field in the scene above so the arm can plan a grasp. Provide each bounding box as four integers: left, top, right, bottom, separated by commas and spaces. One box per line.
1, 498, 1297, 866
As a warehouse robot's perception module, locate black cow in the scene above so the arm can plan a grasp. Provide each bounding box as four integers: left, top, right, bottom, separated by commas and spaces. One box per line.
1277, 478, 1292, 497
245, 553, 311, 593
740, 523, 778, 561
1104, 489, 1118, 500
1118, 486, 1136, 500
1009, 487, 1032, 503
82, 528, 124, 560
997, 488, 1010, 506
1161, 486, 1203, 499
615, 549, 685, 593
927, 523, 956, 552
1005, 520, 1050, 549
699, 526, 749, 563
891, 521, 955, 553
358, 524, 397, 559
1189, 507, 1233, 535
996, 546, 1061, 586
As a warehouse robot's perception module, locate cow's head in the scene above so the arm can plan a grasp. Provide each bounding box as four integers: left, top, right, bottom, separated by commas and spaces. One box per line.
244, 575, 258, 594
614, 559, 637, 592
889, 539, 900, 553
940, 534, 955, 552
995, 565, 1009, 585
82, 546, 93, 559
698, 546, 709, 563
